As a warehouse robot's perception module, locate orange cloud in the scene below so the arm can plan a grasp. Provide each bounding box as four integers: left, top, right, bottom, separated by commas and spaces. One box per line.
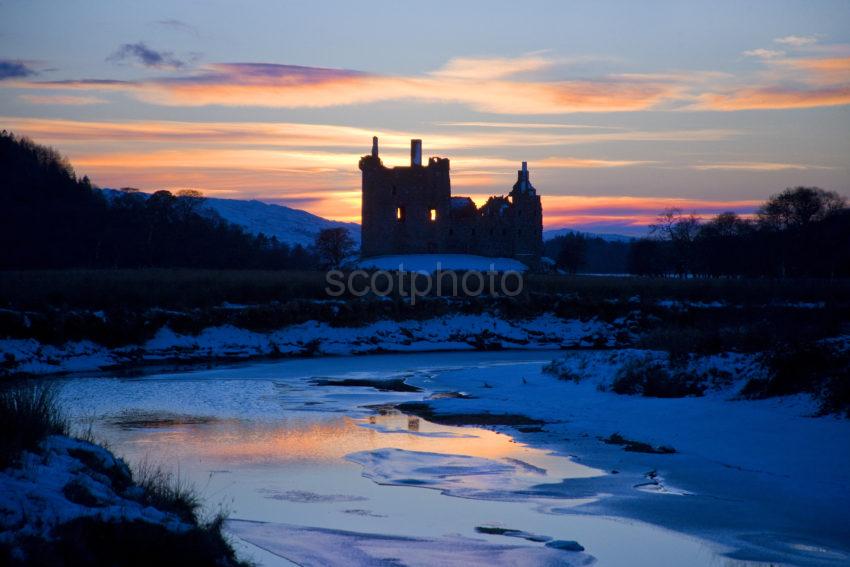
694, 50, 850, 110
775, 56, 850, 86
694, 85, 850, 111
14, 57, 681, 114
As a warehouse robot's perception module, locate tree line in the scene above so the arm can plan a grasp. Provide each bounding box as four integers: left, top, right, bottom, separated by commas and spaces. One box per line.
3, 130, 846, 277
544, 234, 630, 275
0, 131, 321, 270
552, 187, 849, 278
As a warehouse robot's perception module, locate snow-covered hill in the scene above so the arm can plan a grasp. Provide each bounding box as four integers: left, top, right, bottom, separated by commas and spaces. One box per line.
203, 196, 359, 247
101, 189, 359, 247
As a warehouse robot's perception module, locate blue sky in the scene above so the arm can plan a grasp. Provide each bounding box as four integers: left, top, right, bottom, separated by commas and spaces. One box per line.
1, 0, 848, 232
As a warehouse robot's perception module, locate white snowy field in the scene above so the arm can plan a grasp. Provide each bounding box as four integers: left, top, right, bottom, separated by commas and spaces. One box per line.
0, 313, 620, 376
35, 350, 850, 567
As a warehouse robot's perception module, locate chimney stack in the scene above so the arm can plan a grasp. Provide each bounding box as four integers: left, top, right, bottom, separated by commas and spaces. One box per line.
410, 139, 422, 166
371, 136, 379, 158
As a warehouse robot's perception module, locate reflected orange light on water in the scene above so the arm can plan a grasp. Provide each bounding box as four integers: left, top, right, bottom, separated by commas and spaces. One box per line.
131, 412, 536, 465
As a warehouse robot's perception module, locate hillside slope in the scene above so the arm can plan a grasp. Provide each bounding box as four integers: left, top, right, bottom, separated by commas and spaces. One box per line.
203, 196, 360, 247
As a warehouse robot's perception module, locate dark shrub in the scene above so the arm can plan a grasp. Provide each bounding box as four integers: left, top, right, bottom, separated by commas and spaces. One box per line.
611, 355, 705, 398
0, 384, 68, 468
542, 359, 583, 382
132, 460, 200, 524
603, 432, 676, 454
742, 341, 850, 416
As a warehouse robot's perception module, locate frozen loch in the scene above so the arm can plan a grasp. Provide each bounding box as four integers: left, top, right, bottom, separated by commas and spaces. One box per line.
49, 350, 850, 566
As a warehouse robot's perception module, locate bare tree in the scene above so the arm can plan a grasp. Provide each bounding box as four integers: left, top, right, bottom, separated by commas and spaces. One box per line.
314, 228, 356, 269
650, 208, 701, 277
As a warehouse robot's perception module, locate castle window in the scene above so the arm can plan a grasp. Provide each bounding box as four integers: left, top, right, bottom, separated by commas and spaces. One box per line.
392, 186, 397, 195
396, 207, 406, 222
429, 208, 437, 222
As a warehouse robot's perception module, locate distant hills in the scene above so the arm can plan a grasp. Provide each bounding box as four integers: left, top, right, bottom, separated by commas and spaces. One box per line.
103, 189, 359, 247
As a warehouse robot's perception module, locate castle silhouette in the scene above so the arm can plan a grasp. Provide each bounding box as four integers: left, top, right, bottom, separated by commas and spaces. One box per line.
359, 138, 543, 268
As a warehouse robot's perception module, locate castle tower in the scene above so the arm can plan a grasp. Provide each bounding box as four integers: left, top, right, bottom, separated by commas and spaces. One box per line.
509, 162, 544, 267
360, 137, 451, 257
512, 161, 535, 194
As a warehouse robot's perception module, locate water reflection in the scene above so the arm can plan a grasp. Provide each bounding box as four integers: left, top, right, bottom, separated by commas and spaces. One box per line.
108, 407, 599, 484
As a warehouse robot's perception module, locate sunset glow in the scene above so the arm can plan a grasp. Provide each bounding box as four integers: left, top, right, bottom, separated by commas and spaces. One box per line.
1, 1, 847, 233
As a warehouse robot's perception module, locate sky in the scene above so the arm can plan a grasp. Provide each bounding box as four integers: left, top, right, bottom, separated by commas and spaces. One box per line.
1, 0, 849, 234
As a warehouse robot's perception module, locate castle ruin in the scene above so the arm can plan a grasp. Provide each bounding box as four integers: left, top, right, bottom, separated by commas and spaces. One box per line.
359, 138, 543, 268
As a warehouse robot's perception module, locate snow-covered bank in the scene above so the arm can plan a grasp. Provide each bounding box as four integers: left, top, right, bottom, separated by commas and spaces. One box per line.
0, 432, 248, 566
396, 350, 850, 566
0, 436, 187, 542
0, 435, 240, 566
1, 313, 624, 377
